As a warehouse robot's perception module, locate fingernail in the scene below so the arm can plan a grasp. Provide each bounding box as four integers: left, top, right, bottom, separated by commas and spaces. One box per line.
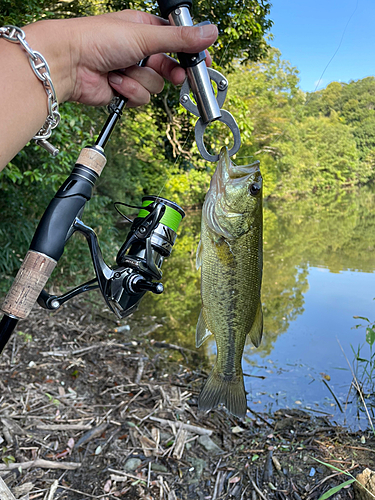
109, 73, 123, 85
198, 24, 217, 39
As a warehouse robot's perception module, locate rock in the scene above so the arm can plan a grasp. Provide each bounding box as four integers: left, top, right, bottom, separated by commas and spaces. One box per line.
188, 458, 207, 483
354, 468, 375, 500
124, 458, 142, 472
274, 409, 310, 420
151, 463, 168, 473
198, 435, 223, 455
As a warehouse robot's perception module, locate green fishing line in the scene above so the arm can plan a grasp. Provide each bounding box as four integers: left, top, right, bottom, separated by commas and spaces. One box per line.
137, 198, 183, 232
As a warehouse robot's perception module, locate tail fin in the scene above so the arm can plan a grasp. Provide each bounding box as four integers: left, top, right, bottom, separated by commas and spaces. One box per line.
198, 368, 247, 419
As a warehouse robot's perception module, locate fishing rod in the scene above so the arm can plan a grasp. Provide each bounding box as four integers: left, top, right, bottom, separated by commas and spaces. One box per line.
0, 0, 241, 353
0, 85, 185, 352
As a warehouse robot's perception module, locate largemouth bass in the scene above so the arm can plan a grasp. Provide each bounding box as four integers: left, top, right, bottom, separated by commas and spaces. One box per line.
196, 146, 263, 419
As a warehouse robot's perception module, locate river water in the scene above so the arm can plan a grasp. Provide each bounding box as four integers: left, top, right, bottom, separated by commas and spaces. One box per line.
132, 188, 375, 429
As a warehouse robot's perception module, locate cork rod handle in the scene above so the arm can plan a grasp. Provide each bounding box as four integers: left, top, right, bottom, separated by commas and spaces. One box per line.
1, 250, 57, 320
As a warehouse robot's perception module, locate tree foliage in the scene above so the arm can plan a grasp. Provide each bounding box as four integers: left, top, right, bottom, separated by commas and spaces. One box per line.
305, 77, 375, 160
1, 0, 96, 25
0, 0, 272, 287
106, 0, 272, 68
1, 0, 375, 292
224, 54, 375, 198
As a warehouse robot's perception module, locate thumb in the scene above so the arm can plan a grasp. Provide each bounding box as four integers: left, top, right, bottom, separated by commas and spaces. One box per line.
132, 23, 218, 59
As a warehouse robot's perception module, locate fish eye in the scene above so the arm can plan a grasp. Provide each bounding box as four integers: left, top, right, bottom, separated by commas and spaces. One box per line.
249, 182, 261, 196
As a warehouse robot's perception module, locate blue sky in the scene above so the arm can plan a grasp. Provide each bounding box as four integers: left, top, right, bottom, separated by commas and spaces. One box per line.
268, 0, 375, 92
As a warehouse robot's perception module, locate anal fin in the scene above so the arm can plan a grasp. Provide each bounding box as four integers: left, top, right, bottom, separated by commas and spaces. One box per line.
248, 301, 263, 348
196, 309, 213, 348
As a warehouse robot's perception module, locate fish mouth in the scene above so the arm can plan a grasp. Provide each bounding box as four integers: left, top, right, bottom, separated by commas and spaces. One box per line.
219, 147, 260, 180
214, 147, 261, 197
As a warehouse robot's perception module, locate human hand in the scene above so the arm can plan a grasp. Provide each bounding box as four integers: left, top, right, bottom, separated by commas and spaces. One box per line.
24, 11, 218, 107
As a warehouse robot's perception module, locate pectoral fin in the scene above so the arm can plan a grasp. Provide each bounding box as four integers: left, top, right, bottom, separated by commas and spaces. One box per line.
196, 240, 203, 270
248, 301, 263, 348
196, 309, 213, 348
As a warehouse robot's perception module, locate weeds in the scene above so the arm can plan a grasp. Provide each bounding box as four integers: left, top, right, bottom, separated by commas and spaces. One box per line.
337, 327, 375, 435
312, 457, 375, 500
349, 317, 375, 429
352, 316, 375, 395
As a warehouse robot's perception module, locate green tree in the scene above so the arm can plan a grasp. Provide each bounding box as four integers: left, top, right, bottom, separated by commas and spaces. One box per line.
304, 81, 344, 117
1, 0, 96, 25
276, 114, 362, 195
106, 0, 272, 68
223, 48, 303, 197
305, 77, 375, 161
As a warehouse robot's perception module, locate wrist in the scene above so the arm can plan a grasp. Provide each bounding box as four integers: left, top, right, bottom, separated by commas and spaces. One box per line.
23, 19, 76, 103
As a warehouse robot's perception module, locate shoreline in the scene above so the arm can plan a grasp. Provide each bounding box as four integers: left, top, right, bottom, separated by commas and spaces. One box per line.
0, 298, 373, 499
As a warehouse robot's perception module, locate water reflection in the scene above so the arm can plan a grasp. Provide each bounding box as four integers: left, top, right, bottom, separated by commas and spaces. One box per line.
132, 187, 375, 428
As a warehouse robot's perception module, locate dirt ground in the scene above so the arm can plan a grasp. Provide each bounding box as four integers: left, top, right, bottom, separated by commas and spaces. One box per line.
0, 297, 374, 500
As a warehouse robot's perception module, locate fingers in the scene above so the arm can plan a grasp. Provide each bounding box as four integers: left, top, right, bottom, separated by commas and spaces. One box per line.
65, 10, 218, 105
89, 17, 218, 69
114, 9, 170, 26
145, 53, 185, 85
131, 23, 218, 61
109, 74, 149, 107
107, 10, 217, 61
108, 66, 165, 107
107, 50, 215, 107
205, 50, 213, 68
146, 50, 212, 86
121, 66, 165, 94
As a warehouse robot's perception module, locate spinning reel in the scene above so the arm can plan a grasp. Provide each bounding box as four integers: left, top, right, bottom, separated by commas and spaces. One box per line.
37, 196, 184, 319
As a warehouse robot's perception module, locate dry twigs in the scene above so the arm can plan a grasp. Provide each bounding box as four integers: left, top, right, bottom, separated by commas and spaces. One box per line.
0, 477, 17, 500
0, 459, 81, 471
148, 416, 213, 436
0, 299, 373, 499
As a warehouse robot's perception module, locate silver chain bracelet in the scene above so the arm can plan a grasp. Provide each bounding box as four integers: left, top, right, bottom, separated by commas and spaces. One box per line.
0, 25, 60, 156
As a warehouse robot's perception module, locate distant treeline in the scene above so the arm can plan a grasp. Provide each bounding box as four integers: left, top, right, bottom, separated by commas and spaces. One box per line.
225, 49, 375, 199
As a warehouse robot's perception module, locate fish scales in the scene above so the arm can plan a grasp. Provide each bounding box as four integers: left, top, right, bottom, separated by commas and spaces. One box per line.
202, 231, 260, 370
196, 146, 263, 419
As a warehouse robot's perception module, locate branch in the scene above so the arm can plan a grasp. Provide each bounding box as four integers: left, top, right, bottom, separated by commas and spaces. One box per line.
0, 459, 81, 471
0, 477, 16, 500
